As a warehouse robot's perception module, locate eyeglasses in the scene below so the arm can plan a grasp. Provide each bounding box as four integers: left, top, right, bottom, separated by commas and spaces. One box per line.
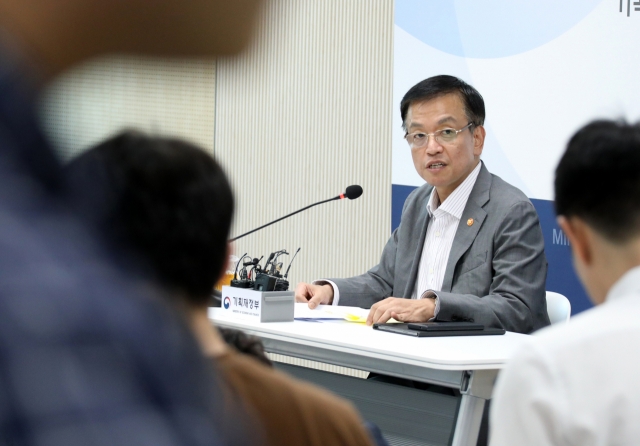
404, 122, 474, 149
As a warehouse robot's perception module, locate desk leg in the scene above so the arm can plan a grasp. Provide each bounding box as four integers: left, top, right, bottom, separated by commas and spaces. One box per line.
450, 394, 485, 446
450, 369, 497, 446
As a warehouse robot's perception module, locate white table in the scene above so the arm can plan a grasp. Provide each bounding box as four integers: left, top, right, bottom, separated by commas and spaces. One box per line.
209, 309, 529, 446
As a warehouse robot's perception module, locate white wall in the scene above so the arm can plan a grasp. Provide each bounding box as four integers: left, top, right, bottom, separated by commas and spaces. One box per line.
215, 0, 394, 285
40, 56, 217, 159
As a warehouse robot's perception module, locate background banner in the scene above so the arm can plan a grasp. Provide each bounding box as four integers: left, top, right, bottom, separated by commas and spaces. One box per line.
392, 0, 640, 314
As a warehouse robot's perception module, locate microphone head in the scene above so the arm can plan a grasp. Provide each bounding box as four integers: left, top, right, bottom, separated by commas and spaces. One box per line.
345, 185, 363, 200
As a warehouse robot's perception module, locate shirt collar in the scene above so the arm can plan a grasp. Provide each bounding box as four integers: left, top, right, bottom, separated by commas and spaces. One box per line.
427, 161, 482, 219
605, 264, 640, 304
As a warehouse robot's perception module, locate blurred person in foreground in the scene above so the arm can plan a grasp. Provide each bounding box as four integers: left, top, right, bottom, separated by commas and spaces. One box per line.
490, 120, 640, 445
65, 131, 379, 446
0, 1, 264, 445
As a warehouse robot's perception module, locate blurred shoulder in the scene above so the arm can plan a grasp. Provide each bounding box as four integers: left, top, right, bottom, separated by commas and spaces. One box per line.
214, 350, 373, 446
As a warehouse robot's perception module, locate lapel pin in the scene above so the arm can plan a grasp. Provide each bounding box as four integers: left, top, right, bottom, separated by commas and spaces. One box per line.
467, 218, 474, 226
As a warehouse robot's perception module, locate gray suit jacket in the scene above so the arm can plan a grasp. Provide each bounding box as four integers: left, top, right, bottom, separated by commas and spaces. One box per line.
331, 164, 550, 333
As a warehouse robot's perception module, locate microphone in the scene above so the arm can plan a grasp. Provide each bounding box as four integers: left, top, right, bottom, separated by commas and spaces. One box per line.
229, 185, 363, 242
233, 253, 247, 280
230, 253, 254, 288
283, 247, 301, 279
262, 252, 275, 273
342, 185, 363, 200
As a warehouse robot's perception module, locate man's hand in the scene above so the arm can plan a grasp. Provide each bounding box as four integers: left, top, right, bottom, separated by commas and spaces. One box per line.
366, 297, 435, 326
295, 282, 334, 308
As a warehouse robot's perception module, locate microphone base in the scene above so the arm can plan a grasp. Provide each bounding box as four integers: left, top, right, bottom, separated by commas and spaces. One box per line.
254, 273, 277, 292
274, 279, 289, 292
230, 279, 253, 288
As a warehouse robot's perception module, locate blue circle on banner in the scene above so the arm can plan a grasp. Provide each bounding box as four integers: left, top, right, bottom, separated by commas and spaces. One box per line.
223, 296, 230, 309
395, 0, 603, 58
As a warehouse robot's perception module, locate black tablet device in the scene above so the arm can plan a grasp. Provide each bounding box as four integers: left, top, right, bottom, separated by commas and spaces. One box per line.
407, 322, 484, 331
373, 322, 506, 337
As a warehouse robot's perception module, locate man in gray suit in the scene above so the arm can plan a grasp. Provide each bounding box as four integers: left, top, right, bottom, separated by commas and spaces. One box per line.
296, 75, 549, 334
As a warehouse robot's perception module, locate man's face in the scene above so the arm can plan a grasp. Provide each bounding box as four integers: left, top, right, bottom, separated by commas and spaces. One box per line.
405, 94, 485, 200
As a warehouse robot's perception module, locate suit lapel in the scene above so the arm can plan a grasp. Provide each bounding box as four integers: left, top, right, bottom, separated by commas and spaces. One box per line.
440, 164, 492, 292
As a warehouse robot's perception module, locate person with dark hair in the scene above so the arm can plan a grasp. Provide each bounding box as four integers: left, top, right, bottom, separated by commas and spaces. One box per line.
0, 1, 263, 445
67, 131, 236, 304
217, 327, 273, 366
66, 131, 377, 446
490, 120, 640, 445
296, 75, 549, 334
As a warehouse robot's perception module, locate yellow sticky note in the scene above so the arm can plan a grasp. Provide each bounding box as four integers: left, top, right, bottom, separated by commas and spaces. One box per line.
343, 313, 367, 323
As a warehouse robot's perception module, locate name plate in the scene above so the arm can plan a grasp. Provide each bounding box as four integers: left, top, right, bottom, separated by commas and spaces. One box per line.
221, 286, 294, 322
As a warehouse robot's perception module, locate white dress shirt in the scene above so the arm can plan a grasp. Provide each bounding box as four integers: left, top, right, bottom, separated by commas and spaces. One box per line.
490, 265, 640, 446
325, 162, 481, 309
412, 162, 482, 317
